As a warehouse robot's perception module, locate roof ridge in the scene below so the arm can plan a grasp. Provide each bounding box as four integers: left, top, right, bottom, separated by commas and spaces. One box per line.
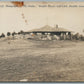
27, 25, 72, 32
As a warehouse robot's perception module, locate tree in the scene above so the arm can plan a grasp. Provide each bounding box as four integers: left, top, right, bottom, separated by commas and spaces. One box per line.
75, 33, 80, 40
20, 30, 24, 34
18, 30, 24, 35
12, 32, 16, 36
0, 33, 5, 38
7, 32, 11, 36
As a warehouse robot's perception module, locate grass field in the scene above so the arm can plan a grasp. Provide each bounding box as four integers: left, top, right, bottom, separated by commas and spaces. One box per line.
0, 38, 84, 82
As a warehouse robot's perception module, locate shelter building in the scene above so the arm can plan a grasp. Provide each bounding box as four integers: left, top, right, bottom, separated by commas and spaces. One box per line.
25, 25, 72, 36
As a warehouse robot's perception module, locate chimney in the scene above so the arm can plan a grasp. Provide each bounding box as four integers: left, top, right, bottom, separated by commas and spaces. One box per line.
56, 24, 58, 28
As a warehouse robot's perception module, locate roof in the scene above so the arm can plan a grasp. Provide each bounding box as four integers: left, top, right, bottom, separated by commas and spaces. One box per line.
28, 25, 72, 32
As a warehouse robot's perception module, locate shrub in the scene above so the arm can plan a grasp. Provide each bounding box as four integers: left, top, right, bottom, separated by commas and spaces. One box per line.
0, 33, 5, 38
7, 32, 11, 36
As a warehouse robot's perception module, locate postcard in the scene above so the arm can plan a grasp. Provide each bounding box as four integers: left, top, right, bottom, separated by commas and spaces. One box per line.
0, 1, 84, 82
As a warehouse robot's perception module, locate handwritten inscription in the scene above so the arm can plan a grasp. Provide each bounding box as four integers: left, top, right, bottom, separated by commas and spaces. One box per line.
0, 4, 84, 8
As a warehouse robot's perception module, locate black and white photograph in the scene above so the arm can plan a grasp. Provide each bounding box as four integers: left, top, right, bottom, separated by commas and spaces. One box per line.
0, 1, 84, 82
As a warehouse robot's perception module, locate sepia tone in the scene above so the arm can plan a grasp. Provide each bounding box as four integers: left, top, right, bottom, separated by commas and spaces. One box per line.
0, 1, 84, 82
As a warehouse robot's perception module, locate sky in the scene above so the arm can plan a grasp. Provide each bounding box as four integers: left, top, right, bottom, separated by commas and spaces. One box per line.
0, 2, 84, 35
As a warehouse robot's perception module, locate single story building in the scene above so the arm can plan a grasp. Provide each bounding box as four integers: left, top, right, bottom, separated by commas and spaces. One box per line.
25, 25, 72, 36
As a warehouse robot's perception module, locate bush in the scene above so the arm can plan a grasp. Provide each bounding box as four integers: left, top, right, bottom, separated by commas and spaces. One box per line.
7, 32, 11, 36
18, 30, 24, 35
12, 32, 16, 36
72, 33, 84, 41
0, 33, 5, 38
